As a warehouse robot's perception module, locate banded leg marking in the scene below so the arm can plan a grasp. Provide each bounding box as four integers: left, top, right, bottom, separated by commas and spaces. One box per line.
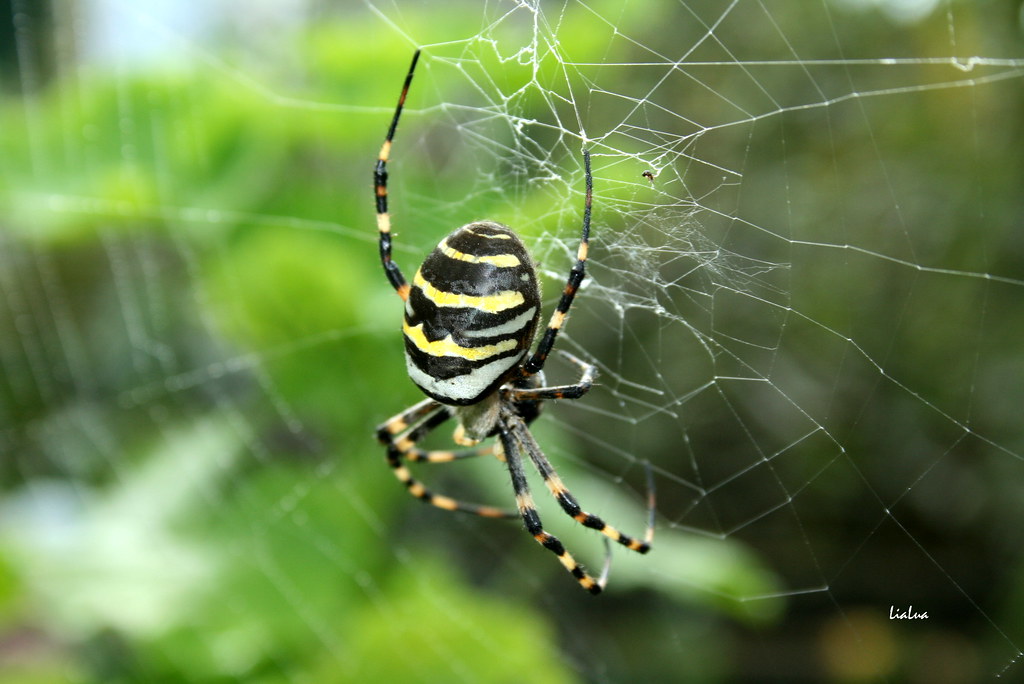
499, 421, 605, 595
375, 49, 421, 301
375, 397, 439, 445
506, 412, 652, 554
508, 351, 596, 402
376, 397, 514, 519
406, 444, 497, 464
523, 149, 592, 376
386, 402, 497, 463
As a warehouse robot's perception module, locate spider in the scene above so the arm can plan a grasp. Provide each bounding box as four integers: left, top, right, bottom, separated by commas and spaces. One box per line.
373, 50, 652, 594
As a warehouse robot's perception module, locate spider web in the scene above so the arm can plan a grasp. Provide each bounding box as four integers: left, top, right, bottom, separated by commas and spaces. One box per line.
3, 0, 1024, 681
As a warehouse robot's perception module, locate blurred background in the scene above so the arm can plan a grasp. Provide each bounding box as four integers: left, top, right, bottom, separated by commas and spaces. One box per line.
2, 0, 1023, 682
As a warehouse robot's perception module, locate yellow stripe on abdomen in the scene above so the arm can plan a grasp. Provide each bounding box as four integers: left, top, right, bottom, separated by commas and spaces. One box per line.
438, 238, 521, 268
403, 321, 517, 360
413, 270, 524, 312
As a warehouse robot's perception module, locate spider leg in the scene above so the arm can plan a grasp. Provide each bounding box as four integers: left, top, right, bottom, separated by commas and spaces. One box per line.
522, 149, 592, 377
505, 411, 652, 554
375, 396, 440, 444
376, 398, 514, 519
498, 417, 605, 595
406, 443, 498, 464
402, 408, 498, 463
508, 351, 596, 402
374, 49, 421, 301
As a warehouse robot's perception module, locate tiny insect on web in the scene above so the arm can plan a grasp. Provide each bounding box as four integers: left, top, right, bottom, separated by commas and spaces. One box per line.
372, 49, 654, 594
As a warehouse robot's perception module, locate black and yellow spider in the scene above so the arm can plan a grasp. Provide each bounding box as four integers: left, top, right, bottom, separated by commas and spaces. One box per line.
373, 50, 652, 594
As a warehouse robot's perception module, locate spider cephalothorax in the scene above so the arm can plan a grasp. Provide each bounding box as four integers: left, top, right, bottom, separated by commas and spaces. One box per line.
372, 49, 652, 594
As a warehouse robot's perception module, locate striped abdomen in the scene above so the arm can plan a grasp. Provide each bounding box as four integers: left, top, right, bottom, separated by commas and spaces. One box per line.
403, 221, 540, 405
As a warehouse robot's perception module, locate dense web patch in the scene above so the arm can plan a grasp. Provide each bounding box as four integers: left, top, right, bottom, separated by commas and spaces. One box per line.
3, 0, 1024, 681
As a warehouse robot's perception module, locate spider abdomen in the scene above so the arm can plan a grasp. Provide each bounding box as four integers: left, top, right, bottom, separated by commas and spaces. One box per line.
403, 221, 540, 405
